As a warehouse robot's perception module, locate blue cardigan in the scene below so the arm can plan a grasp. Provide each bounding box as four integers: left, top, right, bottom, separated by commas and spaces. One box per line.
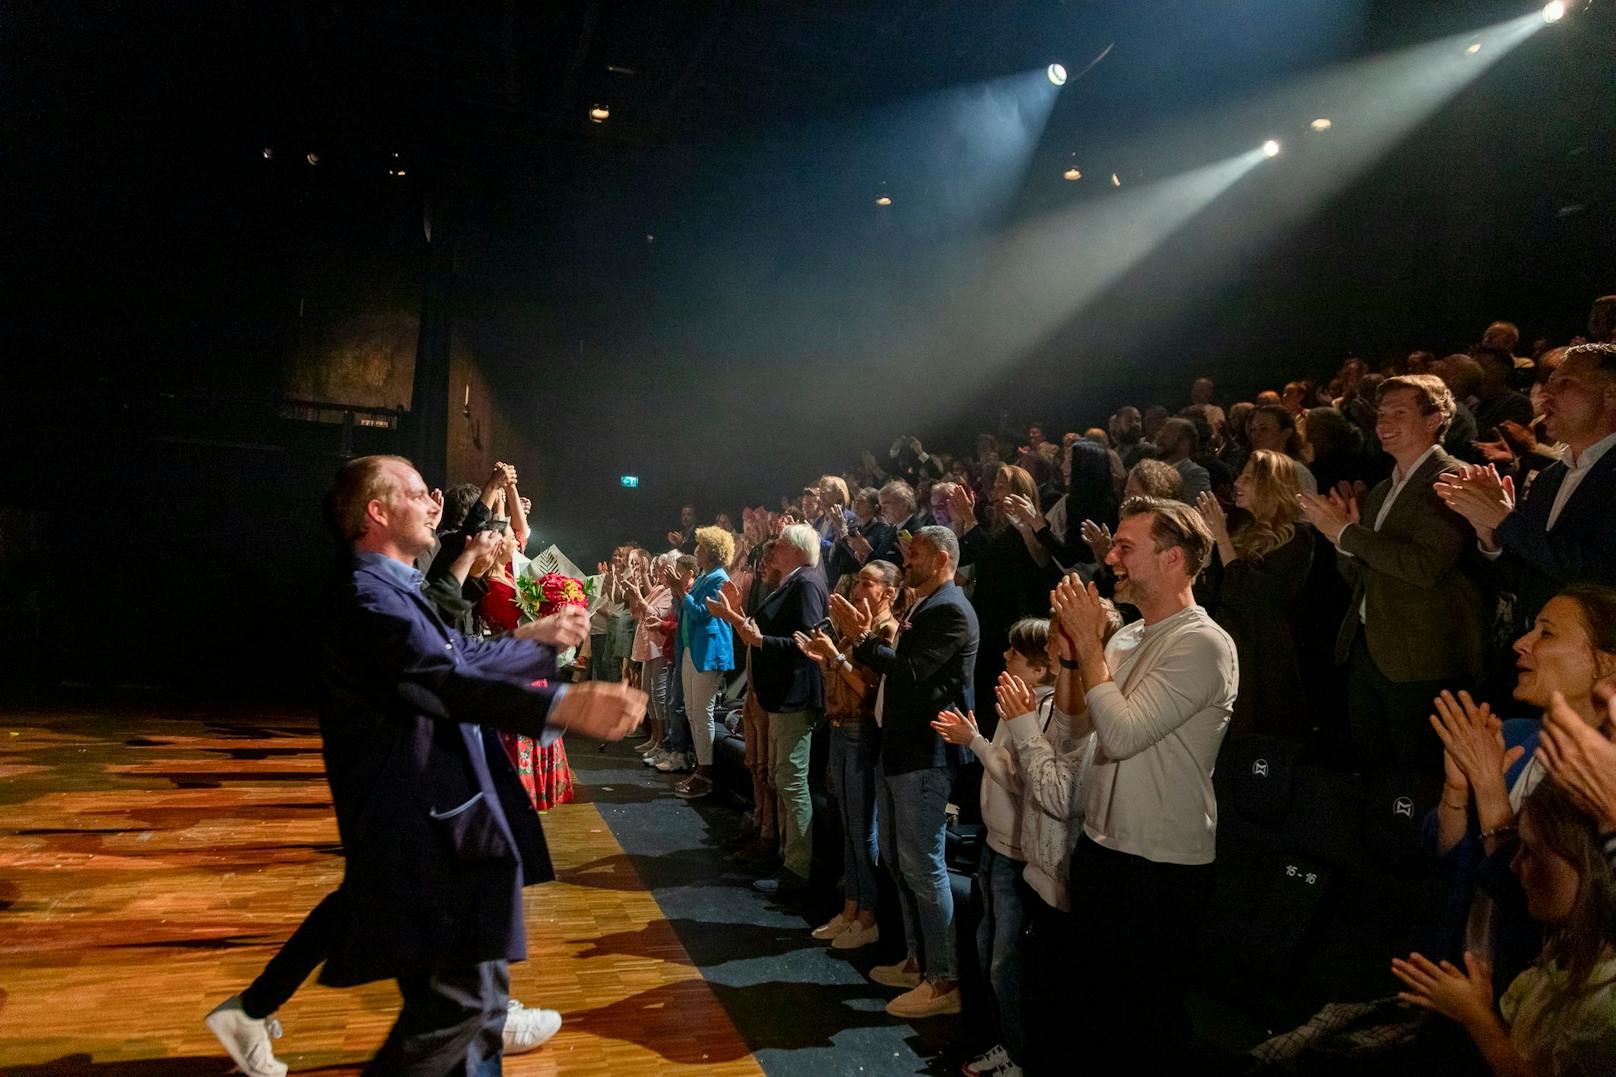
679, 568, 735, 673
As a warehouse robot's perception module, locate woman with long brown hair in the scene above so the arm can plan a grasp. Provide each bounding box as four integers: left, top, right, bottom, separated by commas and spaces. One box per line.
949, 464, 1059, 731
1195, 449, 1313, 742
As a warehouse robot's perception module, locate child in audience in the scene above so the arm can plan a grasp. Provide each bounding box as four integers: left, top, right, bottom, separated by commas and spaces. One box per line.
932, 617, 1058, 1077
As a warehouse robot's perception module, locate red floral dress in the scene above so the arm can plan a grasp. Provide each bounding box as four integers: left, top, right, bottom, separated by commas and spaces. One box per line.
478, 568, 575, 812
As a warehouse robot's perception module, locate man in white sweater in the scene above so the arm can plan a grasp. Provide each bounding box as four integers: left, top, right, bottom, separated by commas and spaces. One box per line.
1024, 495, 1237, 1066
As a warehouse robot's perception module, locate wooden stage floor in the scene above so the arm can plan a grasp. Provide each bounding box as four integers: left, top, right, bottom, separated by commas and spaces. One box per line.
0, 702, 765, 1075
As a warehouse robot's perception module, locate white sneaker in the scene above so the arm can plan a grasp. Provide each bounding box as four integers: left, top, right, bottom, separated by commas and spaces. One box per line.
204, 996, 288, 1077
964, 1044, 1010, 1076
503, 999, 562, 1054
656, 751, 693, 773
641, 749, 665, 766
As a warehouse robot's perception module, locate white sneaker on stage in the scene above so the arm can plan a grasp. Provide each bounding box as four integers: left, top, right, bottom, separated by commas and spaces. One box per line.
504, 999, 563, 1054
204, 996, 288, 1077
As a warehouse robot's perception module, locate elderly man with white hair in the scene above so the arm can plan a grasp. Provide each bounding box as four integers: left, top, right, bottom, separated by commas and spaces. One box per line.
708, 522, 828, 894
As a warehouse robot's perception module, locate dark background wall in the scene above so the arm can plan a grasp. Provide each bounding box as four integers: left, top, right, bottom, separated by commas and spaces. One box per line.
1, 0, 1610, 695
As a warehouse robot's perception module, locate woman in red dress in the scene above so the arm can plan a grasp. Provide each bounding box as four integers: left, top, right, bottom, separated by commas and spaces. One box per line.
477, 528, 575, 812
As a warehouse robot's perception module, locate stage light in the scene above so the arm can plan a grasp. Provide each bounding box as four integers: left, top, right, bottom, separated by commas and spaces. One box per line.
305, 152, 320, 166
1064, 167, 1082, 180
589, 104, 610, 123
1111, 173, 1121, 187
1310, 117, 1332, 131
1541, 1, 1565, 23
1262, 139, 1281, 158
262, 147, 274, 160
875, 194, 893, 206
396, 169, 407, 177
1466, 41, 1482, 54
1047, 64, 1067, 86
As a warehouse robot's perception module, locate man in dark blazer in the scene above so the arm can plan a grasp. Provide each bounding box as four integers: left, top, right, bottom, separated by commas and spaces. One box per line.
1437, 343, 1616, 633
1300, 376, 1483, 778
306, 455, 642, 1076
830, 525, 978, 1020
711, 523, 828, 892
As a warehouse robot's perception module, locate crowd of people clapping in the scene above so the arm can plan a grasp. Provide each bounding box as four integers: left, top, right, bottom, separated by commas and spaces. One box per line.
581, 298, 1616, 1074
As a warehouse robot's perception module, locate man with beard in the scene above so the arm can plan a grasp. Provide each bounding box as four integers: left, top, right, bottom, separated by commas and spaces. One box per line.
1045, 497, 1237, 1068
829, 525, 978, 1020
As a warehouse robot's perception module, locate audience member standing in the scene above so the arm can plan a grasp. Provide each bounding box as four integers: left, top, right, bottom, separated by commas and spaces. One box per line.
1196, 450, 1314, 743
1046, 497, 1238, 1066
1300, 375, 1482, 777
1437, 343, 1616, 635
830, 525, 979, 1019
676, 527, 736, 795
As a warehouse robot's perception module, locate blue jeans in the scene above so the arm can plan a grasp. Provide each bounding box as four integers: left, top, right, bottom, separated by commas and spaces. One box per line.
976, 844, 1031, 1064
662, 662, 692, 754
640, 655, 671, 728
828, 722, 880, 909
877, 763, 957, 982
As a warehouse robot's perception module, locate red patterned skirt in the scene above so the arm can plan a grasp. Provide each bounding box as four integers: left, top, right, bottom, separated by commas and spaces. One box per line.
500, 732, 575, 812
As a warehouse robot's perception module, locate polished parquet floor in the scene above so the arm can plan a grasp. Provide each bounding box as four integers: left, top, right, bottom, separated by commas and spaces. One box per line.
0, 702, 764, 1075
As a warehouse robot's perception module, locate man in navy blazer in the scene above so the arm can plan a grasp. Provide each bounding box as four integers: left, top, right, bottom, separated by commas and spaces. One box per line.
831, 524, 978, 1020
1438, 343, 1616, 632
711, 523, 828, 892
313, 455, 643, 1076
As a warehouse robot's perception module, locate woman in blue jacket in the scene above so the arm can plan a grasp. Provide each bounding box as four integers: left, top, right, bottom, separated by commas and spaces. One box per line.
676, 526, 736, 799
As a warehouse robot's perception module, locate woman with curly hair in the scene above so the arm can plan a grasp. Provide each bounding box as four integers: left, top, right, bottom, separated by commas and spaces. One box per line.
675, 525, 736, 797
1195, 449, 1313, 742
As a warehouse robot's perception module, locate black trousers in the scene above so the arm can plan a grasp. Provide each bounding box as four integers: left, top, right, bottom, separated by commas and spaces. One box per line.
1067, 837, 1213, 1068
1345, 633, 1453, 777
366, 960, 509, 1077
241, 889, 342, 1018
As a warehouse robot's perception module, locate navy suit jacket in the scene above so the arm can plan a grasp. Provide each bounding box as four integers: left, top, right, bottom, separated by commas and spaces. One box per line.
317, 555, 561, 987
854, 580, 979, 775
1493, 447, 1616, 627
751, 566, 828, 714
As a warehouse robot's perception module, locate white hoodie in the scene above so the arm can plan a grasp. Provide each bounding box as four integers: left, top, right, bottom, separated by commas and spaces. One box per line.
969, 687, 1094, 909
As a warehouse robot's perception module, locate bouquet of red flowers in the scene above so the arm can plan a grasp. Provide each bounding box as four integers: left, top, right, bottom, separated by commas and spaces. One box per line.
514, 572, 591, 622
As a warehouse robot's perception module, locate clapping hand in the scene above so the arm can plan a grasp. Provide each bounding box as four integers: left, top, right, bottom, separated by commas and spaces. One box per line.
549, 680, 648, 742
705, 584, 745, 625
1079, 519, 1112, 561
666, 529, 686, 548
847, 531, 873, 561
1537, 687, 1616, 831
827, 592, 874, 640
1002, 493, 1042, 531
948, 484, 978, 529
1050, 573, 1107, 647
930, 707, 979, 747
793, 629, 840, 665
994, 672, 1037, 723
427, 488, 444, 530
1433, 463, 1514, 537
1390, 952, 1494, 1029
1194, 491, 1228, 543
1297, 484, 1360, 544
1427, 690, 1522, 796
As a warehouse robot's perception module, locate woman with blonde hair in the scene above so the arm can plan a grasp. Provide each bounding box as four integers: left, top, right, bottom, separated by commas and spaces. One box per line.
675, 526, 736, 796
1196, 449, 1313, 742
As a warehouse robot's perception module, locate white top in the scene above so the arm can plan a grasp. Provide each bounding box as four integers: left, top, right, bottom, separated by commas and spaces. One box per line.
1003, 698, 1096, 911
1549, 430, 1616, 530
1078, 604, 1237, 866
968, 686, 1056, 862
